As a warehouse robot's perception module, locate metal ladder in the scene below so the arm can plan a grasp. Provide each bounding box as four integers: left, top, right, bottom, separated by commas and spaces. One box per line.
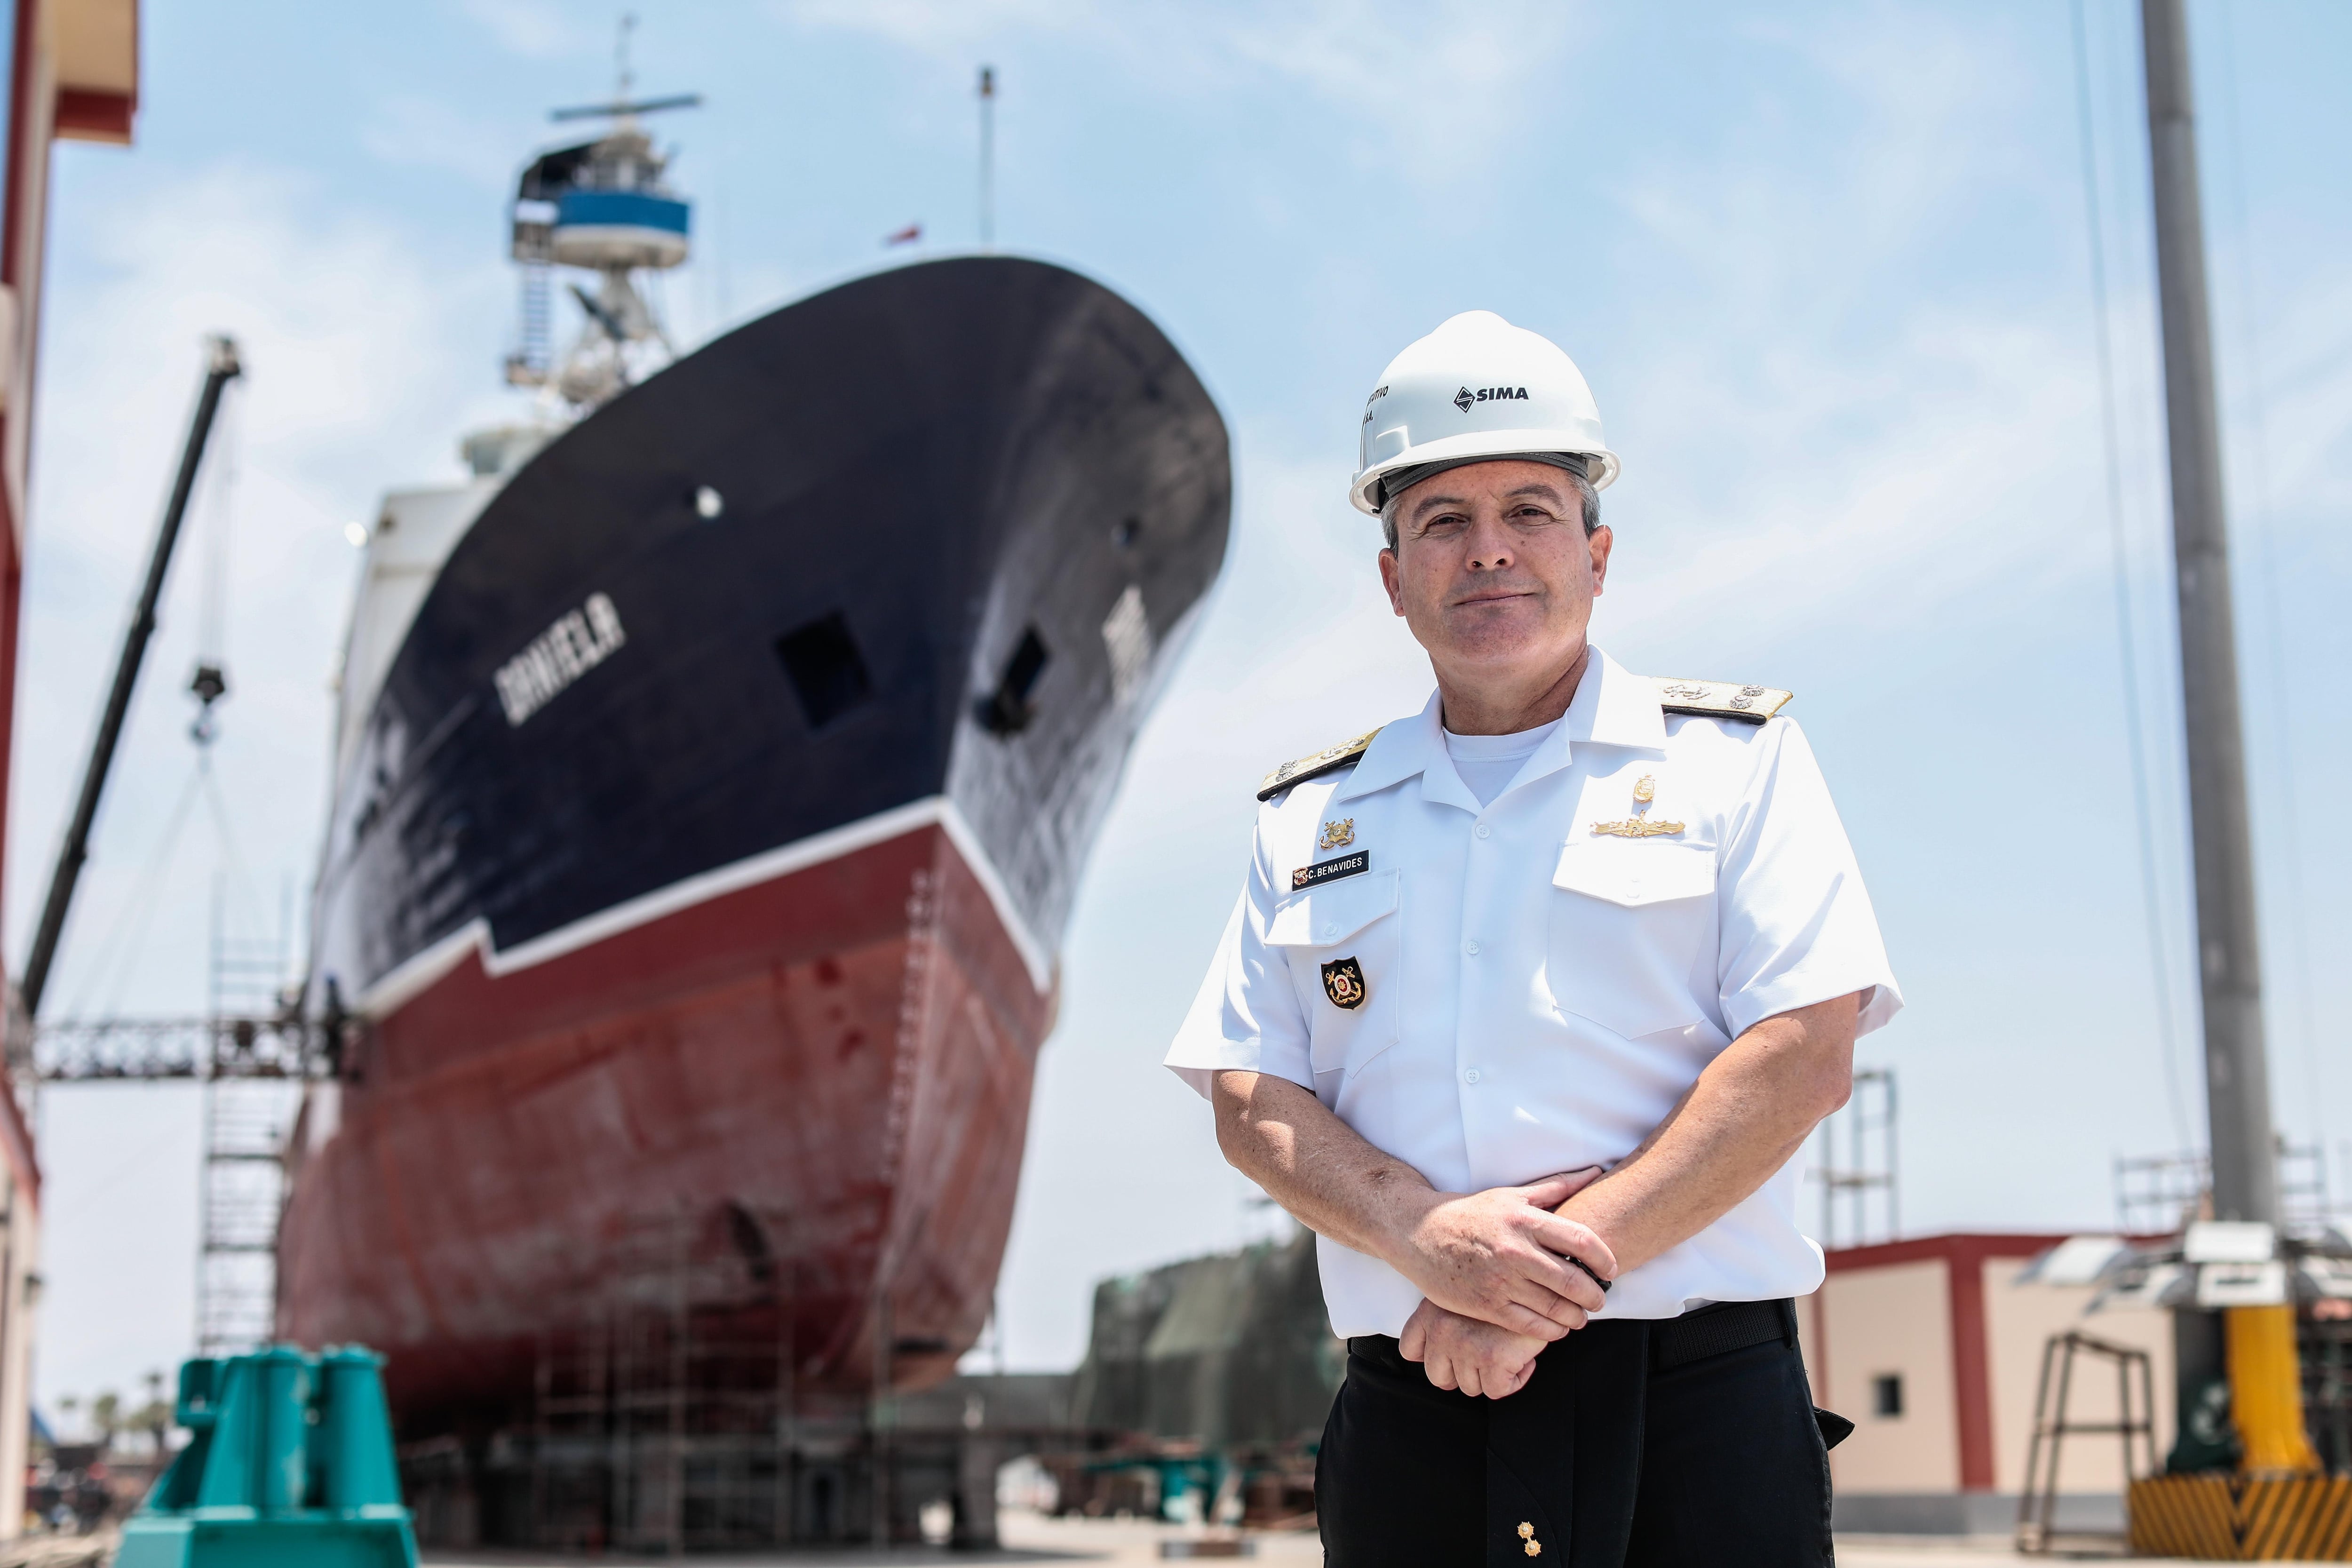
194, 904, 299, 1358
2015, 1329, 2159, 1554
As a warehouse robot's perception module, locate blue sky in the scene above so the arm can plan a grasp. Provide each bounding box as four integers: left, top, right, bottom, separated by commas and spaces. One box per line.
10, 0, 2352, 1406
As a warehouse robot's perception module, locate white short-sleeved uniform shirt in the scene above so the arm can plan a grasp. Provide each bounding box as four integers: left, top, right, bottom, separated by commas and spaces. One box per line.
1165, 648, 1901, 1337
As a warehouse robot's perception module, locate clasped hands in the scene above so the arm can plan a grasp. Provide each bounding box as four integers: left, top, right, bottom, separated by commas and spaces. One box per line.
1386, 1167, 1614, 1401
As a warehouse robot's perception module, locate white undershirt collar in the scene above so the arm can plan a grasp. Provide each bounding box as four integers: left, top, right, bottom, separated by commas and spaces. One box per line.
1443, 716, 1562, 807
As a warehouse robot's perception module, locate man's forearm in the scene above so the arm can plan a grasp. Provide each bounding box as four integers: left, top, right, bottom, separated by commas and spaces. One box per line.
1210, 1068, 1436, 1258
1556, 993, 1861, 1275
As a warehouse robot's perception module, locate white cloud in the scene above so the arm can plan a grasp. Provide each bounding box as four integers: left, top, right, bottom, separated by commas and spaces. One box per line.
459, 0, 597, 61
776, 0, 1080, 49
360, 94, 539, 191
2241, 269, 2352, 510
773, 0, 1583, 188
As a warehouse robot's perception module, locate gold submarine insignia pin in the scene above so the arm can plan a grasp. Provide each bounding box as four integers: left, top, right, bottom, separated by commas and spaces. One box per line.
1319, 818, 1355, 850
1591, 773, 1684, 838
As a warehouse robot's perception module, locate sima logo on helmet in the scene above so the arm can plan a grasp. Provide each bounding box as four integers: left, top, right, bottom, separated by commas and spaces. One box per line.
1453, 385, 1529, 412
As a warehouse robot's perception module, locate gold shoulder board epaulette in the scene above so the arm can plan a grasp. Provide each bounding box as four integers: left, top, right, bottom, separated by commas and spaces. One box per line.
1258, 728, 1381, 802
1652, 677, 1794, 724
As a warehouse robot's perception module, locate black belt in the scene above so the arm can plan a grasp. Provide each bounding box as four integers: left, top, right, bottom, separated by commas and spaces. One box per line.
1648, 1296, 1797, 1369
1340, 1297, 1796, 1377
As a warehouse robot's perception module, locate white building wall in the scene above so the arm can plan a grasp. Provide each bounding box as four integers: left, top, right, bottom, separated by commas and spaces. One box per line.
1806, 1259, 1960, 1494
1982, 1258, 2175, 1494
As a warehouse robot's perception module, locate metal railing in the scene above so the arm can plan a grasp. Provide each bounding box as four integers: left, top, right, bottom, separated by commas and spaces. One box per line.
27, 1014, 339, 1083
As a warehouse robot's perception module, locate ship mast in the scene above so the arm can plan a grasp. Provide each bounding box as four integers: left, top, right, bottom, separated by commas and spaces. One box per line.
978, 65, 996, 249
504, 16, 700, 413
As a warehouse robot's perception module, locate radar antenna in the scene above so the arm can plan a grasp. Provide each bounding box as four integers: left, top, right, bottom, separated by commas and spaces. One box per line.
548, 15, 703, 125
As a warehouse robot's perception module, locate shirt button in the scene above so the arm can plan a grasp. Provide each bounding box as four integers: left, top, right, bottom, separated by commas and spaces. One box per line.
1464, 1069, 1482, 1085
1464, 939, 1481, 956
1321, 923, 1338, 939
1475, 823, 1492, 839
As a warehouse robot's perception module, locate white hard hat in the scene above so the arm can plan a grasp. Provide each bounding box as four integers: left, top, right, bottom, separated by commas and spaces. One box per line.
1349, 310, 1620, 515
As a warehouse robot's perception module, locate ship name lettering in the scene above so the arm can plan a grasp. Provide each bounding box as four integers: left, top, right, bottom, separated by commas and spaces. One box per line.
494, 592, 627, 727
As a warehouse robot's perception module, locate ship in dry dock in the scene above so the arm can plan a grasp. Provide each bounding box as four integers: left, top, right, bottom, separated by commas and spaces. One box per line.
273, 79, 1231, 1488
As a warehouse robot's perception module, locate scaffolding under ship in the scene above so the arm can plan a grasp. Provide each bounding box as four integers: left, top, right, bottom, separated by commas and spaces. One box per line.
274, 89, 1231, 1460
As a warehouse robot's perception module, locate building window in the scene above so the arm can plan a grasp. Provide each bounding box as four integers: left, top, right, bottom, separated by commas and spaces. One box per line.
1872, 1372, 1904, 1419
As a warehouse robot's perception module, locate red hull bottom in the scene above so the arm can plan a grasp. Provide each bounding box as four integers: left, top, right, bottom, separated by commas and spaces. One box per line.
278, 821, 1049, 1430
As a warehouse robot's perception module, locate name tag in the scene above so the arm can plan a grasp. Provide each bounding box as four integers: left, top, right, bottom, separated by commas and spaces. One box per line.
1292, 851, 1369, 891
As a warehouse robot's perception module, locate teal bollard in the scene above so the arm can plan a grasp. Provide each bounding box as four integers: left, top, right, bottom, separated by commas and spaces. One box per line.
319, 1347, 405, 1513
116, 1344, 418, 1568
253, 1346, 311, 1514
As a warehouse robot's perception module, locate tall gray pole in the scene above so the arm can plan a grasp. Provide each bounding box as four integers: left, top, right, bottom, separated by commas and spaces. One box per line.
2140, 0, 2276, 1226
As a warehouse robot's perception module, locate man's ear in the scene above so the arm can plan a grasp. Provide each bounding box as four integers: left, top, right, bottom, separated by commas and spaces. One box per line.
1378, 546, 1406, 617
1586, 525, 1613, 596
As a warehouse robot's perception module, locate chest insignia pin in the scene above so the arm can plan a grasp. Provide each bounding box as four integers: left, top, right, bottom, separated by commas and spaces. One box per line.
1319, 818, 1355, 850
1591, 773, 1683, 837
1592, 816, 1685, 838
1320, 956, 1367, 1010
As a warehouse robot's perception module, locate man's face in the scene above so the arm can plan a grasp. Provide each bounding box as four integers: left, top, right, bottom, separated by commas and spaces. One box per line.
1378, 459, 1613, 685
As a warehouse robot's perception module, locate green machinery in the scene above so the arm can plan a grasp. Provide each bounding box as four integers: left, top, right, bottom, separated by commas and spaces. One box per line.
118, 1345, 418, 1568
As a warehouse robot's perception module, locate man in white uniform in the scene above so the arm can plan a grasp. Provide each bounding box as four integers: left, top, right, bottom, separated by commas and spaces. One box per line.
1166, 311, 1899, 1566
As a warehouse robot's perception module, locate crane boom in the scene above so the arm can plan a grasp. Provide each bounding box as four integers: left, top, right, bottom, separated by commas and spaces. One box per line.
18, 334, 243, 1018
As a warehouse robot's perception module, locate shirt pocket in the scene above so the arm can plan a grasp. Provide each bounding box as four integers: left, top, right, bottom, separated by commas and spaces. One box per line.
1266, 869, 1401, 1082
1547, 841, 1716, 1040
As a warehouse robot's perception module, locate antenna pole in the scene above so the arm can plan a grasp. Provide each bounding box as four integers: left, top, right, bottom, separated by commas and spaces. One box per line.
21, 336, 243, 1018
2139, 0, 2317, 1483
978, 65, 996, 248
2140, 0, 2274, 1229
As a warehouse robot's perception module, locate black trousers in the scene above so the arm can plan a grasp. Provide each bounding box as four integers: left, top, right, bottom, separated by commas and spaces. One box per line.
1317, 1303, 1834, 1567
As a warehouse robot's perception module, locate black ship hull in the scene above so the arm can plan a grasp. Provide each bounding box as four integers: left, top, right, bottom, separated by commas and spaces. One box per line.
281, 257, 1230, 1430
315, 256, 1228, 996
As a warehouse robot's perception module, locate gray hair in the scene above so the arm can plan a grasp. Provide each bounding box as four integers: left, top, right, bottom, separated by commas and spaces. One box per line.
1378, 454, 1601, 550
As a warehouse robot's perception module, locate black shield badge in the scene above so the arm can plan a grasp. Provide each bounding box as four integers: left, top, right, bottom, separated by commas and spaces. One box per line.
1320, 956, 1367, 1011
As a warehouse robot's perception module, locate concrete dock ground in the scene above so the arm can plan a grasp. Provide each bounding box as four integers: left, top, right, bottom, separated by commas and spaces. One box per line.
415, 1510, 2208, 1565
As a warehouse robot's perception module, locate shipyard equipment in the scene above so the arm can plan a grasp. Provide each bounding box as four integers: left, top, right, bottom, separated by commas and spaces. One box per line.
19, 335, 241, 1019
116, 1345, 417, 1568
